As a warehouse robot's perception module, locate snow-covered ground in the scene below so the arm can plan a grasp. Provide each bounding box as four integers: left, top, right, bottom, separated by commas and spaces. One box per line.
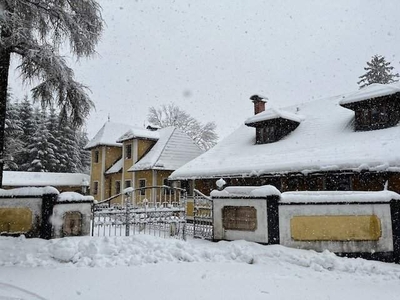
1, 235, 400, 300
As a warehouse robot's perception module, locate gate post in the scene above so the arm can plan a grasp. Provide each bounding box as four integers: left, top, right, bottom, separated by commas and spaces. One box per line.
125, 197, 130, 236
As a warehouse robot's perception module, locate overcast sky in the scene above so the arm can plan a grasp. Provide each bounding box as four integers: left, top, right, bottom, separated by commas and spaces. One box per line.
9, 0, 400, 140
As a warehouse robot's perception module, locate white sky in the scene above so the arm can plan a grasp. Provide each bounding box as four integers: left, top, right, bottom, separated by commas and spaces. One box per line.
9, 0, 400, 140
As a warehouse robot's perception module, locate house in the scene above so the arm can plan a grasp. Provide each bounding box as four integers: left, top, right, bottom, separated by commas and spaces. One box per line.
85, 121, 203, 203
2, 171, 90, 194
170, 83, 400, 195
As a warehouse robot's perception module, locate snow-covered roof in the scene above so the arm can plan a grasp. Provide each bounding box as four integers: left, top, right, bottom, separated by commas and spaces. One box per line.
170, 91, 400, 180
129, 127, 203, 171
105, 158, 123, 174
117, 128, 160, 142
339, 82, 400, 106
85, 121, 133, 149
2, 171, 90, 187
245, 107, 304, 125
0, 186, 59, 197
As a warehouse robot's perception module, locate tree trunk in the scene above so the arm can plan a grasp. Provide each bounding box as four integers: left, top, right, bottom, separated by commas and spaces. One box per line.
0, 43, 11, 187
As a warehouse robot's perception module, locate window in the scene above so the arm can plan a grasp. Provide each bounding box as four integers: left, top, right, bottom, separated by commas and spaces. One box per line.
325, 175, 352, 191
139, 179, 146, 195
180, 180, 193, 196
287, 177, 304, 191
94, 150, 99, 163
124, 180, 131, 189
163, 178, 174, 194
93, 181, 99, 195
125, 143, 132, 159
115, 180, 121, 194
359, 109, 370, 126
256, 125, 279, 144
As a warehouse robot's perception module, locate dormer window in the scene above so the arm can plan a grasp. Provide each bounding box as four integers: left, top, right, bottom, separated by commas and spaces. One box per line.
245, 95, 302, 144
339, 83, 400, 131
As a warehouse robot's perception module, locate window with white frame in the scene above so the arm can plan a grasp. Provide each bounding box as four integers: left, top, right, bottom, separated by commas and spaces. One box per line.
115, 180, 121, 194
93, 181, 99, 195
139, 179, 146, 195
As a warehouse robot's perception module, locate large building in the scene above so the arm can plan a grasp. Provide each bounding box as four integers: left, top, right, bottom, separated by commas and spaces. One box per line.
170, 83, 400, 195
85, 122, 203, 203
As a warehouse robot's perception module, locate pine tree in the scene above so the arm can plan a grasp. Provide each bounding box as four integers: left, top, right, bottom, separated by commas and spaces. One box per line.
46, 107, 61, 172
15, 96, 36, 170
23, 108, 58, 172
76, 130, 91, 174
4, 92, 23, 170
358, 55, 400, 88
58, 119, 80, 173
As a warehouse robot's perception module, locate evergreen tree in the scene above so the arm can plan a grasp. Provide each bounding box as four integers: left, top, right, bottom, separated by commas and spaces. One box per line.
4, 92, 23, 170
358, 55, 400, 88
15, 96, 36, 170
58, 119, 80, 173
46, 107, 61, 172
76, 130, 91, 174
22, 108, 57, 172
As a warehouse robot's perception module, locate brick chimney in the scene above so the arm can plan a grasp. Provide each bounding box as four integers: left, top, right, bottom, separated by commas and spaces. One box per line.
250, 95, 267, 115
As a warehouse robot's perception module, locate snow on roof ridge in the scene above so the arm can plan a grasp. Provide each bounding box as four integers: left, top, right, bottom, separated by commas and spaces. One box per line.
128, 127, 176, 171
129, 126, 203, 171
339, 82, 400, 105
245, 106, 304, 125
117, 127, 160, 142
150, 127, 176, 168
85, 121, 133, 149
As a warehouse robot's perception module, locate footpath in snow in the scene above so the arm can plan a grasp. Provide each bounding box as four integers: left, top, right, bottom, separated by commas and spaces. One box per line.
1, 235, 400, 300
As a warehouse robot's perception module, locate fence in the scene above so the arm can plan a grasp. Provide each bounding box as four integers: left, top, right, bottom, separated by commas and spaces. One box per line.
92, 186, 187, 239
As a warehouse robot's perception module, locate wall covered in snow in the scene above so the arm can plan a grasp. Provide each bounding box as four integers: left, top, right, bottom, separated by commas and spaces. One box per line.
210, 186, 400, 262
0, 187, 93, 239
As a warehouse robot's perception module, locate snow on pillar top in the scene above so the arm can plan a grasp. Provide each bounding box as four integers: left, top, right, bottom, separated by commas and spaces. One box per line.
250, 95, 267, 115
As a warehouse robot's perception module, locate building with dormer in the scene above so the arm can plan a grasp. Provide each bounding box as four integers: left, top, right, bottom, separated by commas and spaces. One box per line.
170, 83, 400, 195
85, 122, 203, 203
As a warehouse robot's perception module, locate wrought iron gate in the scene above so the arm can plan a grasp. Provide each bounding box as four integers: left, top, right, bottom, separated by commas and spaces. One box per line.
193, 189, 213, 240
92, 186, 187, 239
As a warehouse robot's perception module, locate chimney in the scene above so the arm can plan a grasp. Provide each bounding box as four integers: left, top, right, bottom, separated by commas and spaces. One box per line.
250, 95, 267, 115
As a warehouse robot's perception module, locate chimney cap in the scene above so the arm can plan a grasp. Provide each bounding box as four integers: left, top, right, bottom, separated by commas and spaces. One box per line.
250, 94, 267, 102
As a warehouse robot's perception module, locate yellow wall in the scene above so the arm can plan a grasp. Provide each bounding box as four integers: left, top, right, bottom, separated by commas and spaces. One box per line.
90, 146, 102, 183
134, 170, 153, 203
290, 215, 382, 241
0, 208, 32, 233
89, 146, 121, 201
122, 140, 133, 185
107, 173, 123, 204
138, 139, 156, 160
105, 146, 122, 170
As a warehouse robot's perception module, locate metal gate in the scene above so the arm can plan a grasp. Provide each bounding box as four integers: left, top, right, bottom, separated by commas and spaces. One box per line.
92, 186, 187, 239
193, 189, 213, 240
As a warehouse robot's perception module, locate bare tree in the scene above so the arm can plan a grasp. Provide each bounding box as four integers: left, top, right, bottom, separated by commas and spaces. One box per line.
0, 0, 103, 185
148, 103, 218, 150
